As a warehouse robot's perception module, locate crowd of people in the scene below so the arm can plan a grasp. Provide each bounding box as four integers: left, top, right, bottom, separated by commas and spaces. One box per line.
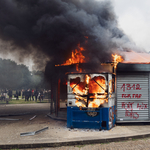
22, 89, 45, 101
0, 89, 51, 102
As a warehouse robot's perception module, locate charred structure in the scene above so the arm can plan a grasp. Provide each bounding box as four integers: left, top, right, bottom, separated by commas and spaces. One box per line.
50, 62, 116, 130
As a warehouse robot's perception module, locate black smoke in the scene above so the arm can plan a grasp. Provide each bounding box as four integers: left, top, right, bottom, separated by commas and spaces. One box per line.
0, 0, 139, 70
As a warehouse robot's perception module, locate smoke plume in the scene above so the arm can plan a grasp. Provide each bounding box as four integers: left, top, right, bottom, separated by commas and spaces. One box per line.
0, 0, 142, 70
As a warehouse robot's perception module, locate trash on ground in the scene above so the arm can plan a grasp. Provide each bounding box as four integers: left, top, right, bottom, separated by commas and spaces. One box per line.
29, 115, 37, 121
20, 127, 48, 136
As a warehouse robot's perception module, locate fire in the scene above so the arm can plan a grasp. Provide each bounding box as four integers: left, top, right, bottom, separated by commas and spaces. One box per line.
85, 74, 90, 84
89, 76, 106, 93
70, 77, 87, 95
70, 75, 107, 108
109, 80, 112, 93
56, 44, 85, 71
112, 54, 123, 68
88, 96, 105, 108
64, 44, 85, 65
75, 100, 86, 107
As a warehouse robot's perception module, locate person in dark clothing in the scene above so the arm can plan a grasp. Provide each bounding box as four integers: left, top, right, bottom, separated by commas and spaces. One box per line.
19, 90, 21, 96
16, 90, 19, 100
25, 89, 28, 101
31, 89, 34, 101
4, 89, 7, 100
34, 90, 38, 102
26, 89, 30, 101
8, 89, 12, 100
28, 89, 32, 101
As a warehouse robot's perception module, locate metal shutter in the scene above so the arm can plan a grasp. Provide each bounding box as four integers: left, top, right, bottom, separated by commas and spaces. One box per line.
117, 73, 149, 122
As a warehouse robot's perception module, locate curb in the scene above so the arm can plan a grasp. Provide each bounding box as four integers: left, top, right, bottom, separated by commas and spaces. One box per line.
47, 113, 67, 121
1, 133, 150, 149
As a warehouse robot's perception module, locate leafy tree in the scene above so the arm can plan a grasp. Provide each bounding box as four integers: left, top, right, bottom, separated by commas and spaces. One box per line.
0, 58, 32, 90
0, 58, 50, 90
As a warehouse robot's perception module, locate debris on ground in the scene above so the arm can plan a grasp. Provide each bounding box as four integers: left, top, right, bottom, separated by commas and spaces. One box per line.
29, 115, 37, 121
20, 127, 49, 136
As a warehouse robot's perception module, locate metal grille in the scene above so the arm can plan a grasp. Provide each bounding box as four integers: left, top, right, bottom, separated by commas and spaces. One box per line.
116, 73, 149, 122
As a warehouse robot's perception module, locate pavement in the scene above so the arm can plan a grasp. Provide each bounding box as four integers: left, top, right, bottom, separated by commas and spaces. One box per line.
0, 103, 150, 149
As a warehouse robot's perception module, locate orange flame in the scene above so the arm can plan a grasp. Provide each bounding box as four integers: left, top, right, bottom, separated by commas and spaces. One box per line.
88, 95, 105, 108
112, 54, 123, 68
70, 75, 107, 108
109, 80, 112, 93
85, 75, 90, 84
89, 76, 106, 94
55, 44, 85, 72
75, 100, 86, 107
64, 44, 85, 65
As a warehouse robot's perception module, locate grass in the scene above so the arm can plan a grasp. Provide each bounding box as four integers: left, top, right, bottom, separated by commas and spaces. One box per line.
101, 142, 110, 145
75, 145, 86, 148
132, 138, 139, 141
0, 96, 50, 104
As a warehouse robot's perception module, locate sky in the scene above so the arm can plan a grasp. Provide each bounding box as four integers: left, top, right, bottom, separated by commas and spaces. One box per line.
113, 0, 150, 52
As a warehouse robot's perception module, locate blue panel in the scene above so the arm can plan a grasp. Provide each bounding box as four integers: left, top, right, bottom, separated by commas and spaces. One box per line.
67, 106, 116, 130
101, 106, 116, 130
67, 107, 72, 127
101, 107, 109, 130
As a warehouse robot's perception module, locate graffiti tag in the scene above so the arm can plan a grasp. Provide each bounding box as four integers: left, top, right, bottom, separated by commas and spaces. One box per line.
125, 109, 139, 119
121, 84, 141, 92
122, 94, 142, 99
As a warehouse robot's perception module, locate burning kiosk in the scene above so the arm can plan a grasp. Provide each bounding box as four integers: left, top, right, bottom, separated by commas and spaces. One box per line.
50, 44, 123, 130
67, 71, 116, 130
66, 54, 123, 130
50, 62, 117, 130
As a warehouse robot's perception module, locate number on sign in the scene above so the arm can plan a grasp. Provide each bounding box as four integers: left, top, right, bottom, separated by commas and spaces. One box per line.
121, 84, 125, 92
120, 84, 141, 92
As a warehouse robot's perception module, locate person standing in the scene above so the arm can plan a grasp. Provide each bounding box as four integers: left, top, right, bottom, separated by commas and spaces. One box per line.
27, 89, 30, 101
4, 89, 7, 100
16, 90, 19, 100
25, 89, 28, 101
34, 89, 38, 102
40, 90, 44, 101
29, 89, 32, 101
8, 89, 12, 100
31, 89, 34, 101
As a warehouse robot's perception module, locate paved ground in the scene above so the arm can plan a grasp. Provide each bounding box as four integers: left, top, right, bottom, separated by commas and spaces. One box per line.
20, 138, 150, 150
1, 103, 150, 149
